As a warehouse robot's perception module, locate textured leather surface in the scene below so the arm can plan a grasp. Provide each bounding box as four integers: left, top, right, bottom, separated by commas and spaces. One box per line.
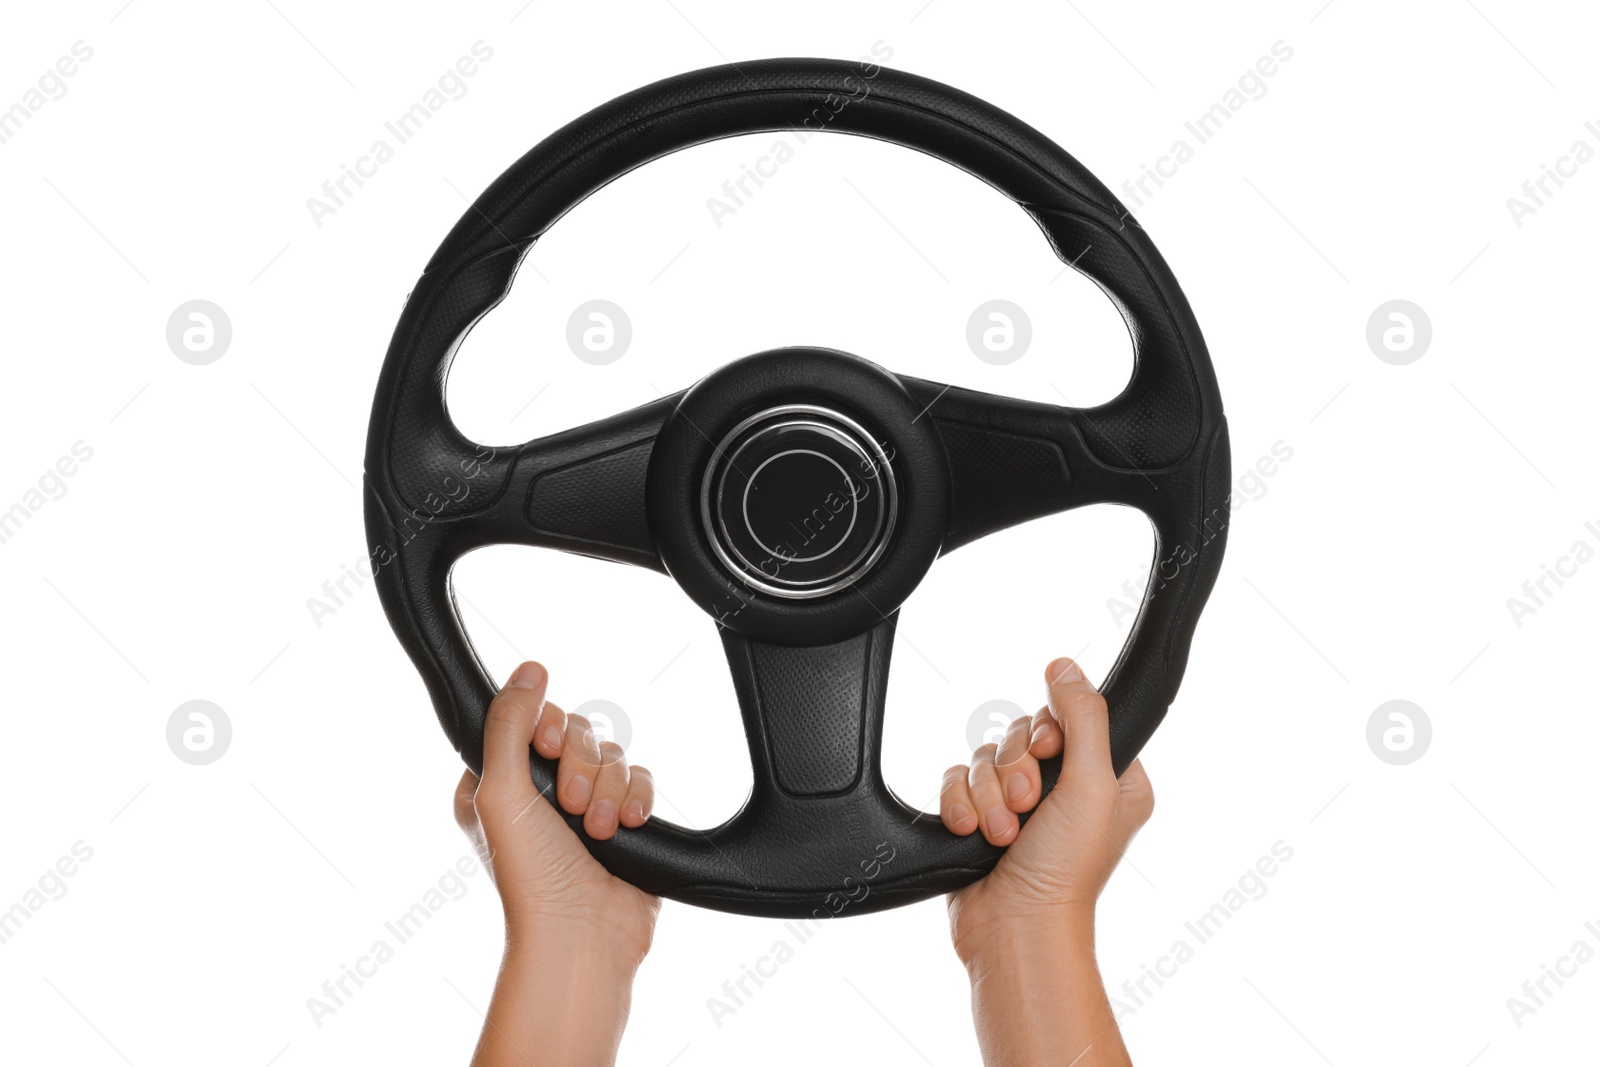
734, 629, 871, 797
364, 59, 1228, 917
934, 419, 1072, 545
527, 439, 656, 557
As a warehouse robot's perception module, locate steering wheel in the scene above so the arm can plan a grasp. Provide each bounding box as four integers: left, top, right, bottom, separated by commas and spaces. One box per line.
364, 59, 1229, 919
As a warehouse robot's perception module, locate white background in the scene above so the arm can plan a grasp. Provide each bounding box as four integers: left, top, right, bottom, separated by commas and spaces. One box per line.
2, 1, 1597, 1064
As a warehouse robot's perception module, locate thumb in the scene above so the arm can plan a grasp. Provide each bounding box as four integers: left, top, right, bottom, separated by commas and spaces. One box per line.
480, 661, 549, 818
1044, 657, 1113, 787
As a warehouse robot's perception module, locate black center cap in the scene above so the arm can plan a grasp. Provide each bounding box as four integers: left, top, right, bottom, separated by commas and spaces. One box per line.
700, 405, 897, 599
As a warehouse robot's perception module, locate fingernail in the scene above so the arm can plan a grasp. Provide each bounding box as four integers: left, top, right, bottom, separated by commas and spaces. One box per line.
591, 799, 618, 833
568, 774, 591, 804
1048, 658, 1084, 685
507, 662, 545, 690
623, 800, 646, 824
541, 725, 563, 752
1006, 773, 1030, 804
950, 803, 974, 828
984, 807, 1011, 840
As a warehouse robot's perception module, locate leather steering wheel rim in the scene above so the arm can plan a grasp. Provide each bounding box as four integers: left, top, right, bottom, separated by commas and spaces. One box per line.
364, 58, 1230, 919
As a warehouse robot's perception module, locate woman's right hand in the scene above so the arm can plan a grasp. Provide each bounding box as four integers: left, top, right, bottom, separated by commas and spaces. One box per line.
940, 656, 1155, 956
938, 657, 1152, 1066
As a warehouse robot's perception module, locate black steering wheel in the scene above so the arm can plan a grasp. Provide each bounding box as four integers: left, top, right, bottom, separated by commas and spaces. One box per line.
364, 59, 1229, 919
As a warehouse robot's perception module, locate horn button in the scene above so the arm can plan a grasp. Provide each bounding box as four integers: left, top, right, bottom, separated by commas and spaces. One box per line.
700, 405, 897, 599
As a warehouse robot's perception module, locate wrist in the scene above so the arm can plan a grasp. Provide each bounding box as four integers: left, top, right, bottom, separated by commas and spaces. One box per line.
505, 917, 653, 976
477, 931, 642, 1067
951, 900, 1097, 973
957, 908, 1131, 1067
498, 930, 643, 1038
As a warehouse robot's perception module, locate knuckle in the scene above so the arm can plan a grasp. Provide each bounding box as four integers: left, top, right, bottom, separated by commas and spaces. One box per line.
1061, 685, 1108, 719
485, 688, 535, 724
566, 715, 599, 750
536, 706, 566, 736
993, 745, 1026, 770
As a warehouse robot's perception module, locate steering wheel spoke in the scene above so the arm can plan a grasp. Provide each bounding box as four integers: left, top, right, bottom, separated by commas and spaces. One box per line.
373, 394, 681, 573
720, 616, 894, 804
898, 377, 1181, 552
503, 394, 680, 570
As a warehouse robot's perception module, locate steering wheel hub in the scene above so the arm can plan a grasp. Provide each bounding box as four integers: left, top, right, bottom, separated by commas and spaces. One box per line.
701, 405, 897, 600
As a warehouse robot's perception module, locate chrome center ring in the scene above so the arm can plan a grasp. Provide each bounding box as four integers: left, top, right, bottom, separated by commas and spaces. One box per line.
699, 404, 898, 600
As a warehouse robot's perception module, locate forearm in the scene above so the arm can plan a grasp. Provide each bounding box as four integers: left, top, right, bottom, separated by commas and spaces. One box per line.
961, 916, 1131, 1067
471, 934, 642, 1067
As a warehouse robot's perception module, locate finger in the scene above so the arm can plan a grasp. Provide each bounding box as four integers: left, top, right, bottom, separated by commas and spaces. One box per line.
1028, 707, 1064, 758
620, 766, 655, 828
1045, 657, 1113, 781
453, 769, 480, 834
967, 746, 1018, 845
994, 715, 1042, 813
939, 764, 979, 835
481, 662, 547, 800
557, 714, 603, 815
532, 699, 567, 761
585, 744, 631, 840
